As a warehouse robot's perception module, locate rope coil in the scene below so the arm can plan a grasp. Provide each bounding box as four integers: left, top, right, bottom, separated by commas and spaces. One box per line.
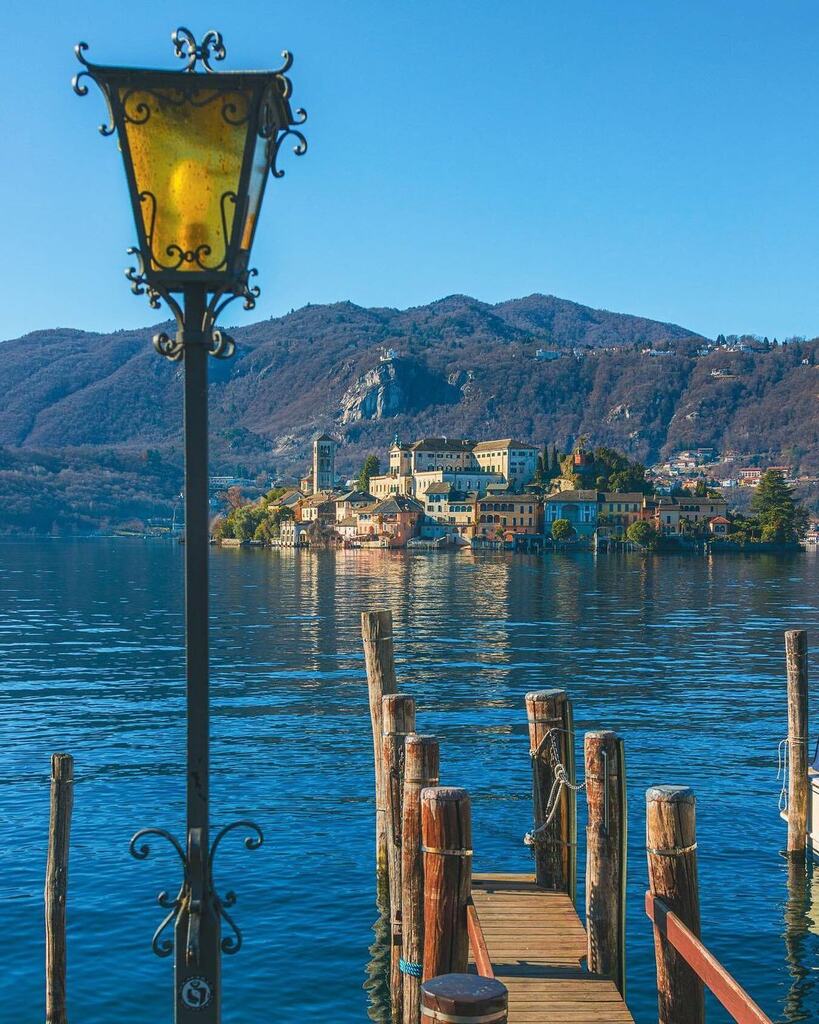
399, 958, 422, 977
524, 722, 584, 848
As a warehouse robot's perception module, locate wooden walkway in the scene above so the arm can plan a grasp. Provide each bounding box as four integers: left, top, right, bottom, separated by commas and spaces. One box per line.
471, 873, 634, 1023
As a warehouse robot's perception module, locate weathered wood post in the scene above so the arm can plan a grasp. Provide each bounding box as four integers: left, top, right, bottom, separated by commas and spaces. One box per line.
525, 689, 576, 896
421, 787, 472, 980
382, 694, 417, 1023
785, 629, 809, 857
45, 753, 73, 1024
421, 975, 508, 1023
401, 735, 439, 1024
646, 785, 704, 1024
585, 730, 627, 996
362, 610, 398, 906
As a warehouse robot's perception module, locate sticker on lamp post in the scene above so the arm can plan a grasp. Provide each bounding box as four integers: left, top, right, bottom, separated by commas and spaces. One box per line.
180, 977, 213, 1011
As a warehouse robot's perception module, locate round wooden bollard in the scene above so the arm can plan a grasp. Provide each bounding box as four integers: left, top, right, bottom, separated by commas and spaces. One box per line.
361, 610, 398, 908
585, 730, 626, 995
785, 629, 809, 856
382, 694, 417, 1024
421, 787, 472, 981
421, 974, 508, 1023
646, 785, 704, 1024
46, 753, 74, 1024
401, 736, 440, 1024
525, 689, 572, 893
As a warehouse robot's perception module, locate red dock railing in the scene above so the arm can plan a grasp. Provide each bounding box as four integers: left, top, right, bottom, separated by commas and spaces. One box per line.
645, 892, 772, 1024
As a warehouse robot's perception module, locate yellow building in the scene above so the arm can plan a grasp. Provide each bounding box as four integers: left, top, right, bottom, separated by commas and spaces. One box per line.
475, 494, 542, 539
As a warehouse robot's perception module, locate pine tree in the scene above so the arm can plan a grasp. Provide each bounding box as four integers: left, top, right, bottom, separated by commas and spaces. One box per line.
357, 454, 380, 492
750, 470, 808, 543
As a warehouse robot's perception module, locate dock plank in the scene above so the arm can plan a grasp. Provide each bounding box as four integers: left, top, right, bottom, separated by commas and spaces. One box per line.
471, 873, 634, 1023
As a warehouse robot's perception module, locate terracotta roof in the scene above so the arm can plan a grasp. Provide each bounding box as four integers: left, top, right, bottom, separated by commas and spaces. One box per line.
545, 490, 597, 502
472, 438, 538, 452
710, 515, 730, 524
372, 495, 425, 515
411, 437, 473, 452
600, 492, 646, 503
338, 489, 375, 503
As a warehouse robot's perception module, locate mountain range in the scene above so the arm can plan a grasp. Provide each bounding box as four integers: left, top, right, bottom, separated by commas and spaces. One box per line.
1, 293, 817, 532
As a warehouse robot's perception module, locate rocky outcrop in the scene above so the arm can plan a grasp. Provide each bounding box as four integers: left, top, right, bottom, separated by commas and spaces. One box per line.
339, 357, 460, 423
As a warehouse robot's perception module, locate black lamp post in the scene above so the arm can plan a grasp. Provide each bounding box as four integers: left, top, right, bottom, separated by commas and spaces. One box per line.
73, 28, 306, 1022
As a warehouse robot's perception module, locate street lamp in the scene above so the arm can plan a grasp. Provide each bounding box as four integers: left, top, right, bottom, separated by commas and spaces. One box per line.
73, 27, 306, 1022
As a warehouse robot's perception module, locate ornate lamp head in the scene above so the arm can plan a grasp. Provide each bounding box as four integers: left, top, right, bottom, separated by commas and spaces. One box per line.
73, 27, 307, 357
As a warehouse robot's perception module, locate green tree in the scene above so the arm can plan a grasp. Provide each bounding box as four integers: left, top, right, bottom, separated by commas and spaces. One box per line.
357, 454, 380, 492
551, 518, 574, 541
750, 470, 808, 543
627, 520, 657, 548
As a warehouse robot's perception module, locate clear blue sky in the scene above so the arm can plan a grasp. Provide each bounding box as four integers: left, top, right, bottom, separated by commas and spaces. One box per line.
3, 1, 819, 341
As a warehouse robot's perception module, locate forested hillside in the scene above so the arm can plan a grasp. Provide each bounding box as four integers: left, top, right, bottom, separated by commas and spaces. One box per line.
1, 293, 816, 532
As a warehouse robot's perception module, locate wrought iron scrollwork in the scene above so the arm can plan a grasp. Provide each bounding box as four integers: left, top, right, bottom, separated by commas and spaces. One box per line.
129, 828, 189, 957
125, 248, 183, 322
172, 27, 227, 73
72, 43, 116, 136
209, 821, 264, 954
271, 123, 308, 179
130, 821, 263, 960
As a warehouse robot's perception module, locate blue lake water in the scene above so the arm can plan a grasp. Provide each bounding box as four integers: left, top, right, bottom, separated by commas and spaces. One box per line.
1, 539, 818, 1022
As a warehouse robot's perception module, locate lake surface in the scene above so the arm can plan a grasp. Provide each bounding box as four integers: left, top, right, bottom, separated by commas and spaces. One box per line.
1, 539, 818, 1023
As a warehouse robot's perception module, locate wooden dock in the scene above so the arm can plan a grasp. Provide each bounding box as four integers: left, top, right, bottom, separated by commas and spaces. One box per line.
361, 611, 789, 1024
470, 874, 634, 1023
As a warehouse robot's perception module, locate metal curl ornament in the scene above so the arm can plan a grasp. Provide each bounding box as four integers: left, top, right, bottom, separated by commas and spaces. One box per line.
153, 331, 185, 362
271, 126, 308, 179
129, 821, 263, 959
72, 43, 116, 136
172, 27, 227, 73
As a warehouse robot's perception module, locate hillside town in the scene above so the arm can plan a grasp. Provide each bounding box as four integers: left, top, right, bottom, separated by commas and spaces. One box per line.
213, 434, 814, 551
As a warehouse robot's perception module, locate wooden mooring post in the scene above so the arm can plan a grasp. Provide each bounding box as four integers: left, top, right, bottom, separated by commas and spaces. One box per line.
382, 694, 416, 1023
785, 629, 809, 857
646, 785, 704, 1024
401, 735, 439, 1024
585, 730, 627, 996
45, 753, 73, 1024
525, 689, 577, 897
421, 787, 472, 980
421, 975, 508, 1023
362, 610, 398, 906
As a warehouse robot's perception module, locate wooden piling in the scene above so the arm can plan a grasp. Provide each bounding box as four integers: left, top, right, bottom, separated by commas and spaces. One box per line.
525, 689, 576, 895
382, 694, 417, 1023
646, 785, 704, 1024
584, 730, 627, 996
421, 787, 472, 981
401, 735, 440, 1024
421, 974, 508, 1023
362, 610, 398, 905
45, 753, 73, 1024
785, 629, 809, 857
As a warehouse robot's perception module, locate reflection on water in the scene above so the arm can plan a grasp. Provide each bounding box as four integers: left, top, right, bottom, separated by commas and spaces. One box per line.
0, 541, 817, 1023
782, 858, 818, 1022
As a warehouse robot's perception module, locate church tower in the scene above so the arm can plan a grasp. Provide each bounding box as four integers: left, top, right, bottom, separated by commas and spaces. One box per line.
312, 434, 337, 493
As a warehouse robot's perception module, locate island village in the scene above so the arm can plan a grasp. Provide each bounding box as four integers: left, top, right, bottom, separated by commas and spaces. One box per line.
212, 434, 813, 551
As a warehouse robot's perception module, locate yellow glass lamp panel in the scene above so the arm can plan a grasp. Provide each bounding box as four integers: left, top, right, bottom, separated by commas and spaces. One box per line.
120, 86, 252, 272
